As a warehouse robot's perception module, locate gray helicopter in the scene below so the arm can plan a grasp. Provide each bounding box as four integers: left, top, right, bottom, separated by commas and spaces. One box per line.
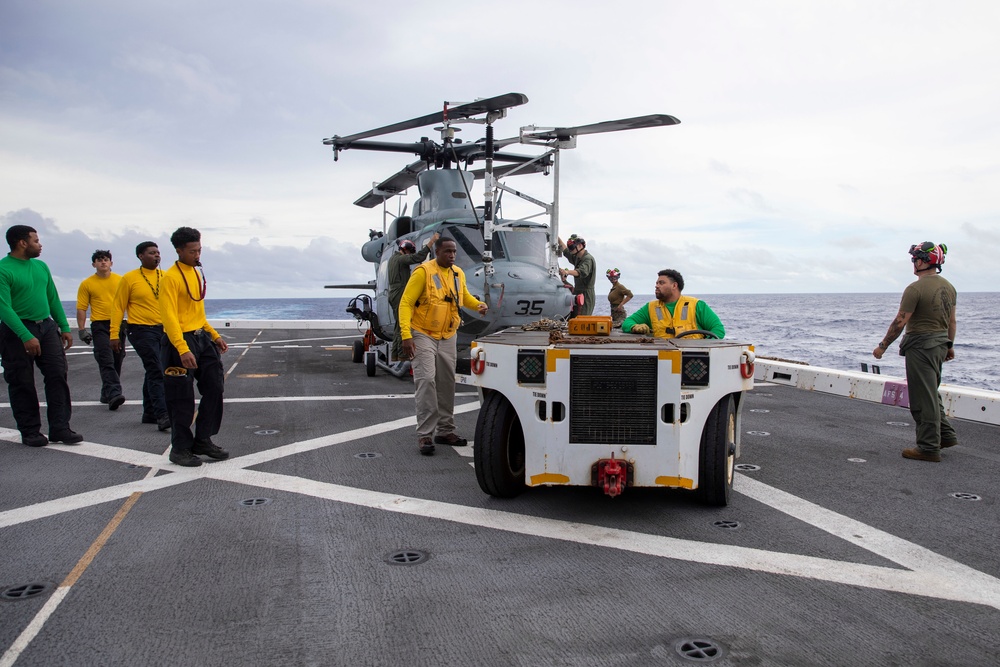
323, 93, 679, 376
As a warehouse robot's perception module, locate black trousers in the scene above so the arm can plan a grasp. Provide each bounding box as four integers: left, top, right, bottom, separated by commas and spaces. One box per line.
90, 320, 125, 402
127, 323, 167, 419
159, 330, 224, 452
0, 319, 72, 436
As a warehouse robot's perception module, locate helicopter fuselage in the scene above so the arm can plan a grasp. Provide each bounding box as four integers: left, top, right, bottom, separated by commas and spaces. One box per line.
358, 170, 573, 346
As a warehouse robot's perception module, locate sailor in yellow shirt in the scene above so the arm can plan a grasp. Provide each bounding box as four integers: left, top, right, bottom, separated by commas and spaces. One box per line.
110, 241, 170, 431
399, 237, 487, 455
159, 227, 229, 467
76, 249, 126, 410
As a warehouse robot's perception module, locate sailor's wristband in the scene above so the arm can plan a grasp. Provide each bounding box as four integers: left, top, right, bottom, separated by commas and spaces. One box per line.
947, 340, 954, 349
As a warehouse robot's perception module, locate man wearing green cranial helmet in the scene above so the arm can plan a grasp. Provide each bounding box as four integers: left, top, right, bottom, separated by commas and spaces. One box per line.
873, 241, 958, 463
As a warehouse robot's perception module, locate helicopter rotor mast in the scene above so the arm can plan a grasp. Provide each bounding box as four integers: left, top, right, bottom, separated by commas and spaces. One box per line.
479, 108, 508, 280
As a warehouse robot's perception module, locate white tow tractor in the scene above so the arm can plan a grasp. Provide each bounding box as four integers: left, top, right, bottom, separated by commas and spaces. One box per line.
467, 328, 755, 505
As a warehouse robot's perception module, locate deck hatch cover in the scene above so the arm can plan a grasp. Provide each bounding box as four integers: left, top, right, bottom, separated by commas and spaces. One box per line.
385, 550, 429, 565
2, 583, 49, 600
569, 355, 656, 445
674, 637, 726, 662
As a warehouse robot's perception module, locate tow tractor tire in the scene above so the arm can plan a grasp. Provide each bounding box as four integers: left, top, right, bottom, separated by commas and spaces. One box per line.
474, 392, 526, 498
698, 394, 736, 507
352, 340, 364, 363
364, 351, 376, 377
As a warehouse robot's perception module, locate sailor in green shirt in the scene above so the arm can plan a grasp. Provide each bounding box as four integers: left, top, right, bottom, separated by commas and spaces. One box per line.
0, 225, 83, 446
622, 269, 725, 339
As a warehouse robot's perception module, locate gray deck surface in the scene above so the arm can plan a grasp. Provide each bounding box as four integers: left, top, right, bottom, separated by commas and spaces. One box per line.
2, 328, 999, 667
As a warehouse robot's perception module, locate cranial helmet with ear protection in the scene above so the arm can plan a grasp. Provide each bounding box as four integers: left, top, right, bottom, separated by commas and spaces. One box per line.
909, 241, 947, 268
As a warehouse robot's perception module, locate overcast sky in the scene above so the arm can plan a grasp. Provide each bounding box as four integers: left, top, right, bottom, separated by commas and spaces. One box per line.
2, 0, 998, 300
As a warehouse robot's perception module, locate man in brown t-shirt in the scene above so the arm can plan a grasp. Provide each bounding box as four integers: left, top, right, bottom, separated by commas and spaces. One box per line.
606, 268, 633, 327
873, 242, 958, 462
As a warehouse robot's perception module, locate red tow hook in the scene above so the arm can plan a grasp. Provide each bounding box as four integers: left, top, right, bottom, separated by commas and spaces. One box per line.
597, 454, 627, 498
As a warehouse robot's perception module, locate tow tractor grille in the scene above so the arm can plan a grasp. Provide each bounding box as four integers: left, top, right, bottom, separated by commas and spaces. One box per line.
570, 355, 657, 444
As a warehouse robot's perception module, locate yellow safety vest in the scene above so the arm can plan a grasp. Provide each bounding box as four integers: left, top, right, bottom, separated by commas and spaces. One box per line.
649, 297, 702, 339
409, 260, 463, 339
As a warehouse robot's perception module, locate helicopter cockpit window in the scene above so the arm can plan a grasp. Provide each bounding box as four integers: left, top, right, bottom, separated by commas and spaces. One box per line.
496, 229, 548, 266
446, 226, 484, 265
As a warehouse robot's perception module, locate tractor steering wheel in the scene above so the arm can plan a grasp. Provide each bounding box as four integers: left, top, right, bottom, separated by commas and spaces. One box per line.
675, 329, 719, 340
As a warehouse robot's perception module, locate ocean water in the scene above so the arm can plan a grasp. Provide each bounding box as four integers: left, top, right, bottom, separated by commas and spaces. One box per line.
66, 292, 999, 391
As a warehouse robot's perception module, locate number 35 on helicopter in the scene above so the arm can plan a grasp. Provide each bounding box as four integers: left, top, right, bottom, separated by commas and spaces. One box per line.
322, 93, 678, 376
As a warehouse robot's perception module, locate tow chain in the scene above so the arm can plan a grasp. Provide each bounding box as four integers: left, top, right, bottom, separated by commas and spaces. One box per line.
521, 318, 567, 332
547, 330, 657, 345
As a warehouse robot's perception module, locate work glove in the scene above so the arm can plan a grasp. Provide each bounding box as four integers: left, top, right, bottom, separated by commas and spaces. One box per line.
630, 324, 651, 335
78, 328, 93, 345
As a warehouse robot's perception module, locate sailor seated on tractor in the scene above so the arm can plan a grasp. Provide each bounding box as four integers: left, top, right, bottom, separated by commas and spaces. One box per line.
621, 269, 725, 339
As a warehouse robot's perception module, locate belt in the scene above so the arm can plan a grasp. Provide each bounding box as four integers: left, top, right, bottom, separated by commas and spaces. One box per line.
185, 329, 204, 336
129, 323, 162, 328
20, 317, 50, 325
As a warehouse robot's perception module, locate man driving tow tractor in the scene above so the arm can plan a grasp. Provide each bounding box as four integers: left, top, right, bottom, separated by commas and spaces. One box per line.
622, 269, 725, 339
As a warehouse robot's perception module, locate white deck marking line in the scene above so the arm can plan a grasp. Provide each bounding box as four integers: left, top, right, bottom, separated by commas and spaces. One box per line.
0, 492, 143, 667
4, 408, 1000, 612
0, 402, 477, 527
735, 475, 998, 582
210, 467, 1000, 611
0, 444, 174, 666
225, 330, 263, 378
0, 472, 193, 528
224, 394, 417, 403
219, 335, 361, 346
218, 402, 480, 469
0, 588, 69, 667
0, 587, 71, 667
0, 394, 420, 408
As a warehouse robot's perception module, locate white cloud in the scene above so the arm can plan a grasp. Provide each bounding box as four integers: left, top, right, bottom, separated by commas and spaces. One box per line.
1, 0, 998, 295
118, 42, 240, 116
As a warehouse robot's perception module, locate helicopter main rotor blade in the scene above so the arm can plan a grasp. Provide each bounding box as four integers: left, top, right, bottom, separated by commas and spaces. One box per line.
323, 138, 438, 158
527, 114, 680, 140
326, 92, 529, 145
470, 159, 552, 181
353, 160, 427, 208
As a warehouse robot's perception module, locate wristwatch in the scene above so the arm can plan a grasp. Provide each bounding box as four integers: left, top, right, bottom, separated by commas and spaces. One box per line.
947, 340, 954, 349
